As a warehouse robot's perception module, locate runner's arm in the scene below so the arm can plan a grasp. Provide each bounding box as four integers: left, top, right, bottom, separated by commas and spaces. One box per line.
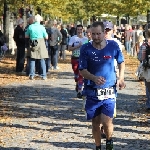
80, 69, 105, 85
68, 44, 81, 51
80, 69, 96, 82
118, 61, 125, 80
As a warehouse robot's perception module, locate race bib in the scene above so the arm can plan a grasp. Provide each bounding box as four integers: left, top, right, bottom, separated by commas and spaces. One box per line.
72, 49, 80, 57
97, 88, 115, 100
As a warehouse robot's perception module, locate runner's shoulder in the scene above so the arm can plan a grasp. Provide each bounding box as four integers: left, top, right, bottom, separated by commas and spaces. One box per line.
107, 39, 120, 48
81, 41, 92, 50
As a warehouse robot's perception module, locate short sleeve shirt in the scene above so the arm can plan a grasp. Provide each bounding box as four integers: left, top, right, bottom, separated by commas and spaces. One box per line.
107, 38, 123, 69
69, 35, 88, 57
79, 40, 124, 89
25, 22, 48, 40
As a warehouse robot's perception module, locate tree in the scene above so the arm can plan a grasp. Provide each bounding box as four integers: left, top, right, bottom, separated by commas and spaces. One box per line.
0, 0, 150, 23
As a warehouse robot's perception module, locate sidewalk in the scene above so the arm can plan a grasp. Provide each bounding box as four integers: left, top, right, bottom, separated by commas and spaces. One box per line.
0, 57, 150, 150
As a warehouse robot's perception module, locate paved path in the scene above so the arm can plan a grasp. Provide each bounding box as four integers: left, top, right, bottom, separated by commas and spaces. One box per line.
0, 61, 150, 150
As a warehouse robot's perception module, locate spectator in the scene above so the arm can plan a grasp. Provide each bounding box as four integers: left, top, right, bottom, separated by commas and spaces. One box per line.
24, 18, 30, 76
45, 20, 53, 72
136, 25, 143, 38
25, 15, 48, 80
50, 20, 62, 70
13, 18, 25, 73
124, 24, 132, 55
131, 25, 138, 57
137, 23, 150, 111
59, 24, 68, 60
113, 25, 121, 41
0, 29, 6, 57
70, 24, 76, 37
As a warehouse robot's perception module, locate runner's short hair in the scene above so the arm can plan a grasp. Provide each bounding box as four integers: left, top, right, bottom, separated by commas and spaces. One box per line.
76, 24, 83, 29
91, 21, 104, 32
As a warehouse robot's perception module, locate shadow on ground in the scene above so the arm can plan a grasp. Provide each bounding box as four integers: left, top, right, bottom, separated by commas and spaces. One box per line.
0, 146, 35, 150
0, 66, 150, 149
0, 83, 149, 129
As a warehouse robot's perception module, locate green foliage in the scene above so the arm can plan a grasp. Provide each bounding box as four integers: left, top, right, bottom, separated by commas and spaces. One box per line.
0, 0, 150, 21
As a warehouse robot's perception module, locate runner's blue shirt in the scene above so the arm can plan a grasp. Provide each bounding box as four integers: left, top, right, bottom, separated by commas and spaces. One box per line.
79, 40, 124, 89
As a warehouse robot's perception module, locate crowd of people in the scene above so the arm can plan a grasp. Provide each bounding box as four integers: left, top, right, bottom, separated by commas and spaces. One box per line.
14, 15, 64, 79
120, 23, 150, 112
13, 15, 92, 78
113, 24, 146, 58
12, 14, 150, 150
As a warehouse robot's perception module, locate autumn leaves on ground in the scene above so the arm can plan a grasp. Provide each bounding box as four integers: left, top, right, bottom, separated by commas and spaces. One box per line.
0, 50, 147, 117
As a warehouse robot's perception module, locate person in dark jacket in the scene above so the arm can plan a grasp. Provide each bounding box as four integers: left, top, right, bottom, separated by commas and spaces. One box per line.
44, 20, 54, 72
13, 18, 25, 73
0, 30, 5, 46
59, 24, 68, 60
70, 24, 76, 37
24, 18, 30, 75
0, 30, 6, 57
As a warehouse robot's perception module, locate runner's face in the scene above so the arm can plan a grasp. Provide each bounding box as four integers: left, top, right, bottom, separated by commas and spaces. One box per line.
86, 28, 91, 39
91, 26, 105, 44
77, 27, 83, 36
105, 28, 113, 39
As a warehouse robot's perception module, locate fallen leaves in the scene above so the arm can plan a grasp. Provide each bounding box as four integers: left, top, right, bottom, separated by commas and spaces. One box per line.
123, 50, 150, 120
0, 56, 28, 86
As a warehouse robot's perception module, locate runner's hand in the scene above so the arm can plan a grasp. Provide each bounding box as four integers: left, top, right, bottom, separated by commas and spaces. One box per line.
117, 79, 126, 90
94, 76, 106, 85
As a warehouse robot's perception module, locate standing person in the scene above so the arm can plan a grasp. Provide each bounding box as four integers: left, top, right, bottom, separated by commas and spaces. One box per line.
25, 16, 37, 76
136, 35, 145, 55
70, 24, 76, 37
13, 18, 25, 73
124, 24, 132, 55
45, 20, 53, 72
66, 24, 71, 50
131, 25, 138, 57
50, 20, 62, 70
137, 23, 150, 111
59, 24, 68, 60
0, 29, 6, 57
24, 18, 32, 76
25, 15, 48, 80
113, 25, 121, 41
135, 35, 145, 80
79, 21, 125, 150
68, 24, 88, 98
129, 25, 134, 56
120, 24, 125, 44
136, 25, 143, 38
